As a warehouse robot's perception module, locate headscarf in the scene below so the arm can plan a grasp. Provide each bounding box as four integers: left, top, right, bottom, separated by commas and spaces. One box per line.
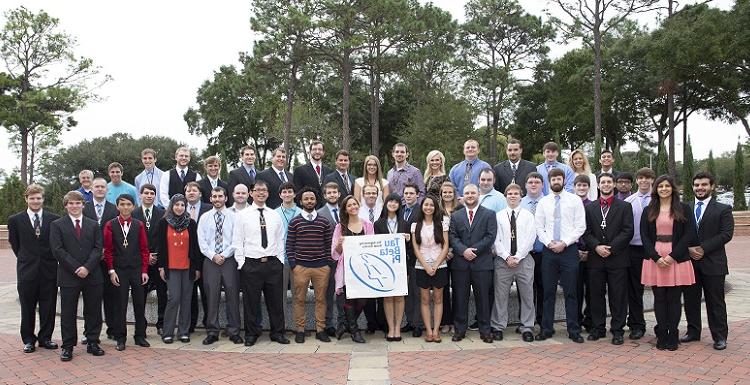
165, 194, 191, 232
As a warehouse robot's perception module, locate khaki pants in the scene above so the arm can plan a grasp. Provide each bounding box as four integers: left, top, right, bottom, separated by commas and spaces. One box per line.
292, 265, 330, 332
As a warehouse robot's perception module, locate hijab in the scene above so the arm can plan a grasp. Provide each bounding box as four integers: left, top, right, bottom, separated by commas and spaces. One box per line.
165, 194, 191, 232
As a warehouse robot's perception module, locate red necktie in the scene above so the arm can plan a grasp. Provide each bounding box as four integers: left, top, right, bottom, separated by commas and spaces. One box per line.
468, 209, 474, 225
315, 165, 321, 176
75, 219, 81, 238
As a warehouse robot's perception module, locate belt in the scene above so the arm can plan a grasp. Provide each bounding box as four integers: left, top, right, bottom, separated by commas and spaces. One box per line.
655, 235, 672, 242
246, 256, 275, 262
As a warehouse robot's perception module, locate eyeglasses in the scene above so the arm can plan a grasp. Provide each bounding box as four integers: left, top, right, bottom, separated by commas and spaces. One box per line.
252, 188, 268, 193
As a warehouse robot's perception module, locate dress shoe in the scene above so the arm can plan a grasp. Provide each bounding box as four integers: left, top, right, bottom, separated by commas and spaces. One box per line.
157, 328, 164, 336
325, 327, 336, 337
535, 331, 553, 341
492, 330, 503, 341
451, 332, 465, 342
244, 335, 258, 346
569, 333, 584, 343
188, 326, 196, 334
179, 335, 190, 343
295, 332, 305, 344
667, 343, 678, 351
80, 337, 88, 345
629, 330, 645, 340
680, 334, 700, 343
106, 334, 116, 341
23, 343, 35, 353
39, 340, 58, 349
116, 341, 126, 351
713, 340, 727, 350
480, 334, 494, 343
612, 335, 624, 345
134, 337, 150, 347
316, 332, 331, 342
60, 347, 73, 361
522, 332, 534, 342
229, 335, 244, 344
202, 335, 218, 345
365, 327, 376, 335
468, 321, 479, 331
162, 336, 173, 344
86, 342, 105, 356
412, 327, 423, 338
271, 334, 290, 344
400, 323, 414, 333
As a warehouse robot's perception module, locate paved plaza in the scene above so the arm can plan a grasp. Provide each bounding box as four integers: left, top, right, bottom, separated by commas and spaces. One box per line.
1, 237, 749, 384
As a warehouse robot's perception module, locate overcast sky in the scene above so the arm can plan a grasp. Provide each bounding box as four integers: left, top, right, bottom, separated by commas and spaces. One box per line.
0, 0, 743, 175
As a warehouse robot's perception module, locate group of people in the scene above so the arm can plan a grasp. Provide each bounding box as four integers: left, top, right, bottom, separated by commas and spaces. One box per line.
9, 138, 735, 362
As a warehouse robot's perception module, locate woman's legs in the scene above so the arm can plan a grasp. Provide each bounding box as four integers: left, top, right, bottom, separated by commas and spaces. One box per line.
433, 288, 444, 338
420, 288, 432, 338
394, 296, 405, 338
383, 297, 395, 337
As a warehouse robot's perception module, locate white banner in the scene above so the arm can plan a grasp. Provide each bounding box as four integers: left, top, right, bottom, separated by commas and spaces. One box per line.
343, 233, 408, 299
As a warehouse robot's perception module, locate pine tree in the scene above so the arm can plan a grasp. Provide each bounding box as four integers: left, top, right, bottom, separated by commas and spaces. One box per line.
734, 142, 747, 210
707, 150, 717, 198
657, 141, 669, 176
682, 136, 695, 202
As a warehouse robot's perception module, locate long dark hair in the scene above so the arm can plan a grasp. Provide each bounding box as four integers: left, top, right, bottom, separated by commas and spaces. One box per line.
338, 195, 360, 229
414, 194, 445, 246
646, 175, 686, 223
380, 193, 402, 219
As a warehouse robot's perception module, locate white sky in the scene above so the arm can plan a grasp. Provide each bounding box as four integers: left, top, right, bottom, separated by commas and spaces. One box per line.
0, 0, 744, 175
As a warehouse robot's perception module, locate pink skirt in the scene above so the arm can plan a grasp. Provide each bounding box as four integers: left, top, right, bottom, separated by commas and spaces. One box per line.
641, 242, 695, 287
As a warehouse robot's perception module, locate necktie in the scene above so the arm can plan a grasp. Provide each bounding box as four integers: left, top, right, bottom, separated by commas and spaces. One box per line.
332, 208, 339, 224
464, 161, 472, 183
180, 169, 186, 181
279, 171, 287, 183
546, 163, 553, 171
33, 213, 41, 238
145, 207, 151, 223
640, 194, 649, 210
553, 195, 561, 241
342, 174, 350, 194
95, 203, 103, 224
211, 179, 217, 188
510, 210, 517, 255
528, 200, 538, 214
468, 209, 474, 225
601, 199, 610, 219
315, 165, 321, 177
369, 208, 374, 223
695, 201, 703, 227
75, 219, 81, 239
308, 213, 314, 221
511, 163, 518, 183
248, 168, 254, 179
404, 207, 412, 221
214, 212, 224, 254
190, 205, 197, 220
259, 208, 268, 248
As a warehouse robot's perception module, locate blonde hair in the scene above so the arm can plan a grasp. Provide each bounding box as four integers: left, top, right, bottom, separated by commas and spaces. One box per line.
361, 155, 385, 194
25, 184, 45, 197
423, 150, 446, 180
569, 149, 592, 174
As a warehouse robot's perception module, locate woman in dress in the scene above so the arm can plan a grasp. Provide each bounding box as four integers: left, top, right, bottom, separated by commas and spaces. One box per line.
438, 181, 460, 333
353, 155, 389, 214
424, 150, 449, 197
332, 195, 375, 343
373, 193, 410, 341
640, 175, 696, 350
156, 194, 200, 344
569, 149, 598, 201
411, 195, 450, 342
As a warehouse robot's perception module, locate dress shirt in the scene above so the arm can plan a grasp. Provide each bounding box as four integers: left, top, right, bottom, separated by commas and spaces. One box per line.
625, 191, 650, 246
159, 166, 202, 207
694, 196, 711, 225
494, 207, 536, 261
68, 214, 84, 227
197, 208, 236, 261
206, 176, 219, 189
387, 162, 425, 203
535, 161, 575, 195
449, 158, 491, 197
325, 203, 340, 224
358, 204, 380, 223
479, 189, 508, 213
271, 166, 287, 182
26, 208, 43, 227
615, 191, 632, 201
187, 202, 202, 220
535, 190, 586, 247
102, 216, 150, 273
242, 164, 256, 178
229, 204, 248, 213
302, 210, 318, 221
275, 205, 302, 262
106, 181, 139, 205
232, 203, 284, 269
134, 167, 164, 206
77, 187, 93, 202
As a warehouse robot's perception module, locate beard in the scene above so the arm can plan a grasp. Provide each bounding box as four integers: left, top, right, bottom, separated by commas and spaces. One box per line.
551, 183, 564, 193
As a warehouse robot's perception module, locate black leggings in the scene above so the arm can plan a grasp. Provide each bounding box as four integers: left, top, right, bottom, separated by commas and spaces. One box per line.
652, 286, 683, 346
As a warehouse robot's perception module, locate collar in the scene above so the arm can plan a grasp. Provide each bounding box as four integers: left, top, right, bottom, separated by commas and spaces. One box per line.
465, 158, 476, 166
638, 190, 650, 197
27, 208, 43, 218
118, 215, 132, 225
187, 202, 201, 209
271, 166, 285, 174
601, 167, 613, 173
69, 214, 83, 223
395, 162, 409, 171
207, 175, 219, 182
525, 193, 542, 201
251, 202, 266, 210
144, 167, 155, 174
175, 165, 189, 172
303, 210, 318, 221
242, 164, 256, 172
696, 196, 712, 205
327, 203, 339, 211
93, 199, 106, 206
509, 159, 520, 167
80, 186, 92, 193
141, 204, 154, 212
311, 160, 322, 168
600, 195, 614, 207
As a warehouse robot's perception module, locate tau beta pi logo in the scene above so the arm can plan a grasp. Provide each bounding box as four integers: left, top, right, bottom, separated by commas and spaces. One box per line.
349, 253, 397, 292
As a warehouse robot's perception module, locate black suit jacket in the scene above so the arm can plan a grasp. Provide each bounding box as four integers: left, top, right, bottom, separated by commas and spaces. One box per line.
49, 216, 104, 287
493, 159, 537, 195
322, 170, 356, 201
583, 198, 634, 269
449, 206, 497, 272
155, 218, 201, 280
188, 201, 211, 220
294, 162, 334, 207
198, 178, 229, 205
692, 200, 734, 276
227, 166, 256, 195
83, 200, 118, 229
256, 167, 294, 209
132, 205, 165, 253
8, 210, 61, 282
640, 202, 696, 263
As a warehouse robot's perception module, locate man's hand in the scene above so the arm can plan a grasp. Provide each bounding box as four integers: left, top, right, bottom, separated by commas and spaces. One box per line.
506, 256, 519, 268
149, 253, 158, 265
595, 245, 611, 258
141, 273, 149, 285
548, 241, 565, 253
110, 271, 120, 286
212, 255, 225, 265
159, 268, 166, 282
194, 271, 201, 281
463, 248, 477, 261
578, 250, 588, 262
688, 246, 704, 260
75, 266, 90, 279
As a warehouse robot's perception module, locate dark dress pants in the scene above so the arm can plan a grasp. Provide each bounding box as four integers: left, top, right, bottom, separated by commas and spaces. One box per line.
625, 245, 646, 333
452, 268, 492, 335
241, 257, 285, 337
441, 259, 453, 327
114, 268, 147, 341
576, 260, 592, 331
684, 269, 728, 341
531, 251, 544, 325
100, 260, 118, 337
60, 283, 103, 349
540, 245, 580, 335
190, 276, 208, 330
588, 266, 628, 336
145, 264, 167, 329
18, 278, 57, 345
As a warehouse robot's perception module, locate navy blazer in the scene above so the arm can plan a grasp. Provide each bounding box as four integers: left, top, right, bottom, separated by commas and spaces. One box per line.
640, 202, 696, 263
692, 199, 734, 276
49, 215, 104, 287
8, 210, 61, 282
449, 205, 497, 271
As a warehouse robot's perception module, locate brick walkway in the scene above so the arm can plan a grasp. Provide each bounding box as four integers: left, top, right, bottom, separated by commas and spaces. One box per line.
0, 236, 748, 385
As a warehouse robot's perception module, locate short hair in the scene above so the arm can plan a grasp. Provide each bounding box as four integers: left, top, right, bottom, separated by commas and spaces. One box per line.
175, 146, 191, 156
598, 173, 615, 183
507, 138, 522, 148
543, 142, 560, 153
465, 139, 480, 148
616, 172, 634, 182
251, 179, 268, 191
463, 183, 479, 193
392, 142, 409, 152
272, 147, 286, 157
504, 183, 522, 194
635, 167, 656, 180
479, 167, 495, 179
548, 168, 565, 181
525, 172, 543, 183
92, 177, 107, 186
362, 184, 379, 194
141, 148, 157, 158
309, 140, 323, 151
184, 181, 201, 192
78, 169, 93, 178
693, 171, 715, 185
108, 162, 123, 172
403, 183, 419, 194
211, 186, 227, 196
116, 194, 135, 205
334, 149, 350, 160
139, 183, 157, 194
324, 182, 340, 192
240, 145, 256, 155
204, 155, 221, 166
298, 186, 318, 200
600, 149, 613, 156
573, 174, 591, 186
63, 190, 85, 206
279, 181, 295, 193
25, 184, 45, 197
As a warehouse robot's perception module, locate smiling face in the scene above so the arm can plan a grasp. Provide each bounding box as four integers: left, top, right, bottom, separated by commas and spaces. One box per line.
544, 148, 558, 163
362, 186, 378, 206
599, 175, 615, 196
429, 154, 442, 172
386, 199, 400, 214
463, 140, 479, 160
440, 185, 454, 203
301, 191, 317, 211
366, 159, 379, 176
572, 152, 585, 171
324, 186, 340, 205
109, 167, 123, 184
600, 152, 613, 168
506, 188, 521, 208
142, 153, 156, 170
550, 175, 564, 193
172, 201, 186, 216
26, 193, 44, 212
242, 148, 256, 167
251, 184, 268, 206
210, 190, 226, 209
575, 182, 590, 198
65, 199, 84, 217
310, 143, 324, 162
526, 177, 542, 196
79, 172, 92, 189
392, 145, 407, 164
335, 154, 350, 172
656, 180, 673, 199
279, 188, 295, 205
92, 179, 107, 200
421, 197, 436, 217
693, 177, 713, 200
272, 151, 287, 169
462, 185, 479, 207
233, 184, 248, 205
345, 198, 360, 216
176, 150, 191, 167
205, 162, 220, 178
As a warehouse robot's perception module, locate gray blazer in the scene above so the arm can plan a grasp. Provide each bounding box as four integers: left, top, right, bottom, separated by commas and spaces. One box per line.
449, 205, 497, 272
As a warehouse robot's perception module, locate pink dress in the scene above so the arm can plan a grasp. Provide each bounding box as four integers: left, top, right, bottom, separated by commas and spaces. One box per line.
641, 211, 696, 287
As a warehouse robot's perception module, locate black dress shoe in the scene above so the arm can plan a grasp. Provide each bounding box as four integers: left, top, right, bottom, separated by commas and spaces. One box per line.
229, 335, 244, 344
451, 333, 465, 342
522, 332, 534, 342
80, 337, 88, 345
60, 347, 73, 361
535, 331, 553, 341
271, 334, 290, 344
629, 330, 645, 340
612, 335, 624, 345
412, 327, 423, 338
86, 342, 105, 356
713, 340, 727, 350
179, 335, 190, 343
325, 327, 336, 337
162, 336, 173, 344
680, 334, 700, 343
667, 343, 678, 351
244, 335, 258, 346
116, 341, 126, 351
569, 333, 584, 343
468, 321, 479, 331
400, 323, 414, 333
587, 333, 601, 341
23, 343, 35, 353
38, 340, 58, 349
492, 330, 503, 341
295, 332, 305, 344
202, 335, 218, 345
480, 334, 494, 343
134, 337, 150, 347
316, 332, 331, 342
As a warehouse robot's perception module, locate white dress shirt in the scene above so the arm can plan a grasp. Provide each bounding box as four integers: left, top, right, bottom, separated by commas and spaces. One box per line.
197, 208, 236, 261
159, 166, 202, 208
232, 203, 284, 269
358, 204, 380, 223
694, 196, 712, 225
27, 208, 43, 227
494, 207, 536, 260
535, 190, 586, 247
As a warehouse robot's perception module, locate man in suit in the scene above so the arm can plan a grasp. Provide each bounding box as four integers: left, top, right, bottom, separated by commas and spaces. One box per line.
683, 171, 734, 350
318, 182, 341, 336
322, 149, 356, 202
227, 145, 258, 206
159, 146, 202, 208
8, 184, 61, 353
536, 142, 576, 195
50, 191, 106, 361
256, 147, 294, 209
82, 177, 118, 341
595, 149, 619, 180
184, 181, 211, 332
449, 184, 498, 343
294, 140, 334, 208
132, 183, 167, 336
582, 173, 634, 345
198, 155, 229, 205
494, 139, 537, 195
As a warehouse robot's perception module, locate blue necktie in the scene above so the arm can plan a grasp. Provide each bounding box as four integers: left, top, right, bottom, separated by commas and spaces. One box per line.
180, 169, 186, 181
404, 207, 412, 221
695, 201, 703, 227
553, 195, 561, 241
332, 208, 339, 224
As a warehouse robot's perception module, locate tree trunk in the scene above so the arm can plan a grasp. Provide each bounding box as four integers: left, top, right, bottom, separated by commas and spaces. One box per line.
20, 128, 29, 185
283, 63, 299, 166
593, 10, 603, 156
370, 66, 380, 156
342, 50, 352, 151
667, 0, 676, 177
29, 130, 36, 184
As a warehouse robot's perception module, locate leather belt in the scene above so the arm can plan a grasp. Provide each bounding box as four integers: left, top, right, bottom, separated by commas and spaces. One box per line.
655, 235, 673, 242
246, 256, 274, 262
